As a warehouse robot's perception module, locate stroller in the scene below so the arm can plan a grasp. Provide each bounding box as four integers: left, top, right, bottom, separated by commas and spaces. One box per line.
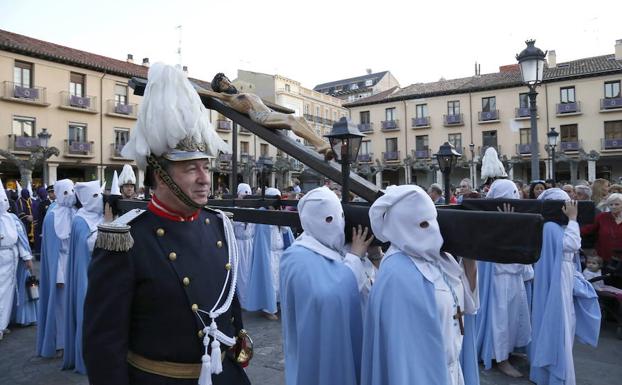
587, 253, 622, 339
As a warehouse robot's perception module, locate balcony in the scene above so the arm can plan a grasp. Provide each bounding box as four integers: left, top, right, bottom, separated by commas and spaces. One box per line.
516, 143, 531, 154
381, 120, 399, 131
412, 117, 430, 128
64, 140, 94, 158
106, 100, 138, 119
600, 98, 622, 111
556, 102, 581, 115
239, 127, 252, 135
59, 92, 98, 113
109, 143, 131, 160
2, 81, 49, 106
602, 138, 622, 150
559, 140, 581, 152
303, 113, 314, 121
413, 149, 430, 159
217, 119, 232, 131
478, 110, 499, 122
443, 114, 463, 126
8, 134, 40, 153
358, 123, 373, 133
357, 153, 373, 163
383, 151, 400, 161
239, 153, 255, 163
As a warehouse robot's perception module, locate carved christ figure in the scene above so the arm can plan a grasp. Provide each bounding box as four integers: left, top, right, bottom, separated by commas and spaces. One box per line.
205, 73, 333, 160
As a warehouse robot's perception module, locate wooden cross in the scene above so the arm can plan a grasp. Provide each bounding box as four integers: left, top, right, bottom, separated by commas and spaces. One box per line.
453, 305, 465, 335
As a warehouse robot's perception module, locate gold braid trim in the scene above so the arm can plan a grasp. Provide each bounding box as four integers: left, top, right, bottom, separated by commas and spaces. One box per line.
146, 155, 204, 209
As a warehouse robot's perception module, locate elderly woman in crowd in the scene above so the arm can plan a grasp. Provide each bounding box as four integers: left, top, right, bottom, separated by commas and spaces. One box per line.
581, 193, 622, 264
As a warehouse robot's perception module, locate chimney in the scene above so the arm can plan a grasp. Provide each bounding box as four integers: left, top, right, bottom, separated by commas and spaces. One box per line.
616, 40, 622, 61
126, 54, 134, 63
366, 68, 372, 75
142, 57, 150, 67
182, 65, 188, 74
548, 50, 557, 68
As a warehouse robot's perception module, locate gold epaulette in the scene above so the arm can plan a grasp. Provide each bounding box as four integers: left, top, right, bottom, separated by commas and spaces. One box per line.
95, 209, 145, 252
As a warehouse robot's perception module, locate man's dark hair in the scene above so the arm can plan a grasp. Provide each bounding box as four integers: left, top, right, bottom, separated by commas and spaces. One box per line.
211, 73, 238, 94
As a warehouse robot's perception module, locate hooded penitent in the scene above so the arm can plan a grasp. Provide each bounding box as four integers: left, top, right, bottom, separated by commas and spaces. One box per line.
486, 179, 521, 199
296, 186, 345, 254
236, 183, 252, 197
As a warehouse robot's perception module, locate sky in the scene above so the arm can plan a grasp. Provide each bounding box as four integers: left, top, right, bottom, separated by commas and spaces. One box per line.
1, 0, 621, 89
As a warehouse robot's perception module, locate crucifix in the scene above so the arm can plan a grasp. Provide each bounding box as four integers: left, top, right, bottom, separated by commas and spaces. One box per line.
453, 305, 465, 335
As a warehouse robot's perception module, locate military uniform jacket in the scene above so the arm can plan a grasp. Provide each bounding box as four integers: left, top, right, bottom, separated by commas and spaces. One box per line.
83, 207, 249, 385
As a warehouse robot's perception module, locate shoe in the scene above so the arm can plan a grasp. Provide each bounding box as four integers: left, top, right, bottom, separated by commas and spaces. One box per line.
497, 360, 523, 378
262, 312, 279, 321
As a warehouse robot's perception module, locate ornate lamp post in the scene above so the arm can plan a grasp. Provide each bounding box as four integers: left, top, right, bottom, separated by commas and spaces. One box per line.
547, 127, 559, 183
325, 117, 365, 203
37, 127, 52, 185
516, 40, 547, 181
435, 141, 461, 204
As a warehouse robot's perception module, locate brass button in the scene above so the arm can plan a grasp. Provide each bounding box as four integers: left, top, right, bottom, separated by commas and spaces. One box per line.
217, 241, 223, 248
156, 228, 165, 237
183, 277, 190, 286
168, 252, 177, 261
204, 218, 210, 225
225, 263, 232, 271
191, 303, 198, 312
198, 329, 205, 338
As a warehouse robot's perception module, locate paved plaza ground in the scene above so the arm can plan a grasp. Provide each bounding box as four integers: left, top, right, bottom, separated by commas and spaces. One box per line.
1, 261, 621, 385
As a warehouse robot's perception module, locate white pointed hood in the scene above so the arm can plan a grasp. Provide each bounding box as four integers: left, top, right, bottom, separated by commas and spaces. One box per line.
51, 179, 76, 240
0, 178, 17, 246
118, 164, 136, 185
110, 170, 121, 196
75, 180, 104, 232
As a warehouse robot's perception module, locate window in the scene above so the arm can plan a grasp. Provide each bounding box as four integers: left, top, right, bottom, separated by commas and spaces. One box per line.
14, 61, 33, 87
316, 106, 320, 117
240, 141, 249, 154
560, 124, 578, 142
519, 93, 529, 108
482, 130, 497, 148
604, 120, 622, 139
605, 81, 621, 99
416, 104, 428, 118
351, 83, 358, 90
448, 133, 462, 150
385, 107, 396, 121
12, 116, 35, 137
365, 79, 373, 86
520, 128, 530, 145
68, 123, 87, 144
447, 101, 460, 115
560, 86, 575, 103
360, 140, 371, 155
70, 72, 85, 97
415, 135, 429, 151
386, 138, 398, 152
304, 104, 309, 114
114, 129, 129, 152
360, 111, 370, 124
260, 143, 269, 156
482, 97, 496, 112
114, 84, 128, 105
284, 84, 290, 92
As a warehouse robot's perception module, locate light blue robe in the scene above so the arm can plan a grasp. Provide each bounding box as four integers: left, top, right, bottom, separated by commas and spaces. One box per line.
529, 222, 600, 385
11, 215, 37, 325
245, 224, 293, 313
361, 251, 478, 385
279, 244, 363, 385
36, 210, 65, 357
62, 217, 92, 374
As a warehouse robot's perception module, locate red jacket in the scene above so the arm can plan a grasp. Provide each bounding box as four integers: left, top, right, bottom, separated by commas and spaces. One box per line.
581, 212, 622, 262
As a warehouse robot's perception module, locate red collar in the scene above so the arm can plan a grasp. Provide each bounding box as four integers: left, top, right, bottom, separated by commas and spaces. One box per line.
147, 194, 200, 222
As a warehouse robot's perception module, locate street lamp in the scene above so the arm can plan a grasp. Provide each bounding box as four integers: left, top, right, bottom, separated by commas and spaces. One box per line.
469, 142, 476, 188
547, 127, 559, 183
257, 155, 273, 198
435, 142, 461, 204
37, 128, 52, 185
516, 39, 547, 181
325, 117, 365, 203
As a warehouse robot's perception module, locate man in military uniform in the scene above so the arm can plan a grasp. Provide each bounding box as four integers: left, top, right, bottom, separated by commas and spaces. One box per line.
83, 63, 250, 385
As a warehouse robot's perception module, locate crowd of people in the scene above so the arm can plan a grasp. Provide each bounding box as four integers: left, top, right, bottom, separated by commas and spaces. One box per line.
0, 63, 617, 385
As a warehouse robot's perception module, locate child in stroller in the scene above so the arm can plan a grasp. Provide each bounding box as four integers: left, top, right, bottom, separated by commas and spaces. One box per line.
583, 254, 622, 338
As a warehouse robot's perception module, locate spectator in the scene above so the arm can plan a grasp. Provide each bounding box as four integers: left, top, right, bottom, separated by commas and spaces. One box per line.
562, 184, 576, 199
592, 178, 610, 211
457, 178, 472, 203
575, 185, 592, 201
427, 183, 444, 204
544, 179, 556, 189
580, 193, 622, 264
609, 183, 622, 194
528, 181, 546, 199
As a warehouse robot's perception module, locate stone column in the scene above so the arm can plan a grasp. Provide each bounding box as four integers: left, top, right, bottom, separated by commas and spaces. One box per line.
508, 165, 514, 181
436, 170, 443, 186
545, 159, 551, 180
569, 161, 578, 184
47, 163, 58, 185
588, 160, 597, 182
375, 171, 383, 188
270, 172, 276, 188
97, 165, 106, 183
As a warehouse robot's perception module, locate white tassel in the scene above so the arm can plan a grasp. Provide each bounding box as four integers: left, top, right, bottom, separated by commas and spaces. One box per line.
198, 353, 212, 385
208, 320, 223, 374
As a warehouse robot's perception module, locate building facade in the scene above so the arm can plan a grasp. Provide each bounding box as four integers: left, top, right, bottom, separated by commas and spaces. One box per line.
314, 70, 400, 103
345, 40, 622, 189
